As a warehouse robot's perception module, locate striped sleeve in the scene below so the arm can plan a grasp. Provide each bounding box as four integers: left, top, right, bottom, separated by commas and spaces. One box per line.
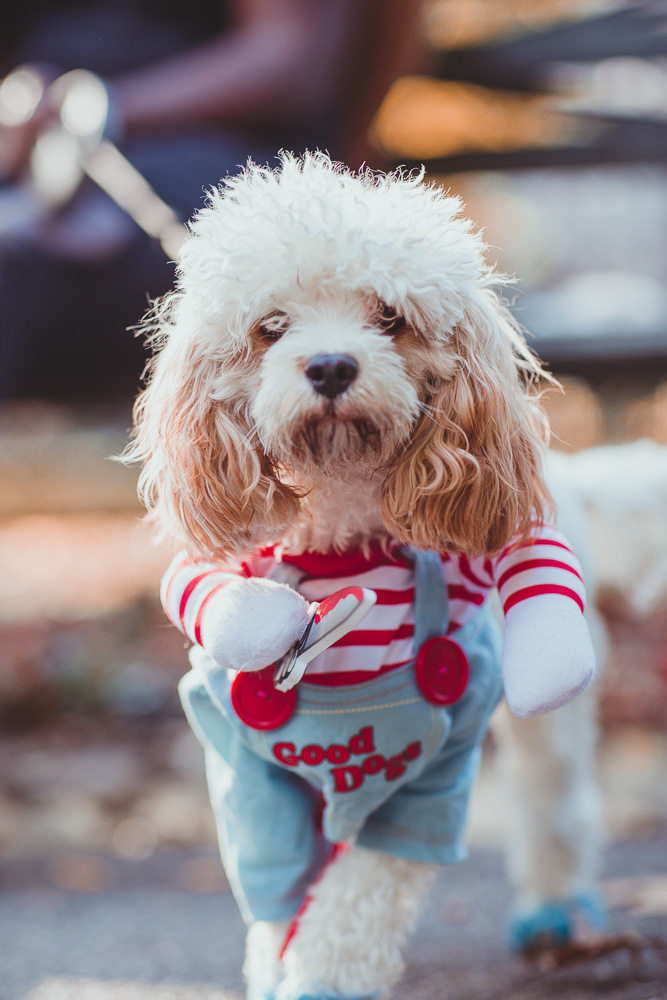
160, 552, 245, 647
493, 525, 586, 616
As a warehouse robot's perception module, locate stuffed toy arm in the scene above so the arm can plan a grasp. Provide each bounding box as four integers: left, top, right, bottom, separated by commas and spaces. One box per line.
161, 553, 310, 672
495, 526, 596, 717
501, 594, 595, 717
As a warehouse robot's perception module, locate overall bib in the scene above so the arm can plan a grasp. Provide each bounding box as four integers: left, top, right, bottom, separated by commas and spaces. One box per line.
179, 550, 504, 924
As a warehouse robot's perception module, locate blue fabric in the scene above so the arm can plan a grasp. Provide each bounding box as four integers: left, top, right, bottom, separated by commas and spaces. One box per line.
575, 890, 608, 930
289, 995, 377, 1000
179, 549, 504, 924
508, 891, 608, 952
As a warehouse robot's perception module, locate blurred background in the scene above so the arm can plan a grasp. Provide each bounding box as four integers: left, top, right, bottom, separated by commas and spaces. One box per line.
1, 0, 667, 995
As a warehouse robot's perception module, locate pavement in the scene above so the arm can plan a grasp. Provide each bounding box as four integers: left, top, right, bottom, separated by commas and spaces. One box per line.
3, 832, 667, 1000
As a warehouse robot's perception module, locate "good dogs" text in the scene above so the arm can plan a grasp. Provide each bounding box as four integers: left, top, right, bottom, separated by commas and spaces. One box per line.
272, 726, 422, 792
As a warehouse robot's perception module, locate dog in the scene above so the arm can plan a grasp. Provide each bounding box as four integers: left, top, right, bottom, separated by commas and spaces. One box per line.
128, 153, 596, 1000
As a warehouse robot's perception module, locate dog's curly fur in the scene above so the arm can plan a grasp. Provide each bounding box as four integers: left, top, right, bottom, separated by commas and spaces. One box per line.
128, 152, 553, 563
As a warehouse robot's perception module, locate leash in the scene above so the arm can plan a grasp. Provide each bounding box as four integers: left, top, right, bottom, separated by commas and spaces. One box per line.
0, 67, 187, 259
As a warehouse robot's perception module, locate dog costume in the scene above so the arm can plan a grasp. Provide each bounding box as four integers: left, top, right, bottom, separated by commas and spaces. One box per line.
166, 525, 585, 924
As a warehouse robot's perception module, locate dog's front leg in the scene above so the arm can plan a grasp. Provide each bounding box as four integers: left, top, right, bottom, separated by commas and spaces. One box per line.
277, 846, 437, 1000
244, 920, 290, 1000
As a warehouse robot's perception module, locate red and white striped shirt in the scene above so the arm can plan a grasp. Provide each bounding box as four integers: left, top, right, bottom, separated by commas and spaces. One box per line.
161, 527, 585, 684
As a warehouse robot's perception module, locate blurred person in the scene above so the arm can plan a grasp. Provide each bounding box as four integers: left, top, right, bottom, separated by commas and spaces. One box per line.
0, 0, 420, 405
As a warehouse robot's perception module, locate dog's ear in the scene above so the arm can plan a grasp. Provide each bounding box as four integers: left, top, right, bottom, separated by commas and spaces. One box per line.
382, 288, 553, 556
128, 301, 300, 558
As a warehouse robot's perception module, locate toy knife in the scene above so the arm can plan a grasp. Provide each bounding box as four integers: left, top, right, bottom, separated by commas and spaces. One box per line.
273, 586, 377, 692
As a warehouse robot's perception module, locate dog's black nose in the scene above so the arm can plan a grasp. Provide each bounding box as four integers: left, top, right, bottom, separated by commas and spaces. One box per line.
306, 354, 358, 399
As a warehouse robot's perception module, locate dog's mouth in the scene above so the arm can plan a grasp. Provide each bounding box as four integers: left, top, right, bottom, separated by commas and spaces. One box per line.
295, 415, 384, 463
261, 405, 396, 474
255, 383, 419, 474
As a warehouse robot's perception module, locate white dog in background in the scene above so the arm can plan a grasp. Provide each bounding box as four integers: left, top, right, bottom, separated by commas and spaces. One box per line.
497, 438, 667, 955
127, 153, 605, 1000
494, 455, 607, 954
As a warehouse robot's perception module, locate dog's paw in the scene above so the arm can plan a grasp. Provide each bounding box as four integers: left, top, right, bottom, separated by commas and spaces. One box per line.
199, 578, 310, 671
509, 891, 607, 954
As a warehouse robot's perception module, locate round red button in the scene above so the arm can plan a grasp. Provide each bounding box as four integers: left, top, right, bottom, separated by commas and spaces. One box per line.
415, 636, 470, 706
231, 666, 297, 731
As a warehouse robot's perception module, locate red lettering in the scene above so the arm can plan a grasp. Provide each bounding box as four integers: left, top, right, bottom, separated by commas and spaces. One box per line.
385, 755, 406, 781
301, 744, 325, 766
331, 765, 364, 793
273, 742, 299, 767
349, 726, 375, 755
403, 741, 422, 763
362, 754, 386, 775
326, 744, 350, 765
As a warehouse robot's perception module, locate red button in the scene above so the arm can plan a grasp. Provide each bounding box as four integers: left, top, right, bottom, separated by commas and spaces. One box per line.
231, 666, 296, 730
415, 636, 470, 706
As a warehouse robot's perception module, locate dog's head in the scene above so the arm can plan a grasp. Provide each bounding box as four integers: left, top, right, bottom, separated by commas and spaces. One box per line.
132, 153, 552, 558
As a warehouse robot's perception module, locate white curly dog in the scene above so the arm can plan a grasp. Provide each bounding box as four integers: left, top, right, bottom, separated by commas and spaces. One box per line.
128, 153, 599, 1000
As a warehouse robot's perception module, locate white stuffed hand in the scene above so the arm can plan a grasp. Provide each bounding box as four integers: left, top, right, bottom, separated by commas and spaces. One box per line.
502, 595, 595, 717
198, 578, 310, 672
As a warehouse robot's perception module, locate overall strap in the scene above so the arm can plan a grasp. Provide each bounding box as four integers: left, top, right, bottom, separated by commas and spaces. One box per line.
412, 548, 450, 652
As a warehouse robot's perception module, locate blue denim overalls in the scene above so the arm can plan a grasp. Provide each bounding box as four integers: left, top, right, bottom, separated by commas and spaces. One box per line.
179, 549, 503, 924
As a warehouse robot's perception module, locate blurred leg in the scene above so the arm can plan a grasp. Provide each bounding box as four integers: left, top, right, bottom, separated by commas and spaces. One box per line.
493, 686, 606, 950
0, 130, 276, 404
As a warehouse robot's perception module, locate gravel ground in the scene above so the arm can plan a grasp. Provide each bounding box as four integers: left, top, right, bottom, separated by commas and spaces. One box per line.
3, 833, 667, 1000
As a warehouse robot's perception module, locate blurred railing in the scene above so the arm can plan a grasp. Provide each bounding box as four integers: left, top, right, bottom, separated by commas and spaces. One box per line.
372, 0, 667, 380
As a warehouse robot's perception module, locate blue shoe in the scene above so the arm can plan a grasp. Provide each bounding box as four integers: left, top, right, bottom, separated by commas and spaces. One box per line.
509, 891, 607, 953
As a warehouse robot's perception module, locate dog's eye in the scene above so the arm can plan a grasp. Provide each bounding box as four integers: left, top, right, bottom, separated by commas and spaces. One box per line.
378, 303, 406, 335
259, 325, 284, 340
258, 313, 288, 341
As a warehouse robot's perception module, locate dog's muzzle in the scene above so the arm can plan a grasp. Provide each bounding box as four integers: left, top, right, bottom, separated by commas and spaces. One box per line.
306, 354, 358, 399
